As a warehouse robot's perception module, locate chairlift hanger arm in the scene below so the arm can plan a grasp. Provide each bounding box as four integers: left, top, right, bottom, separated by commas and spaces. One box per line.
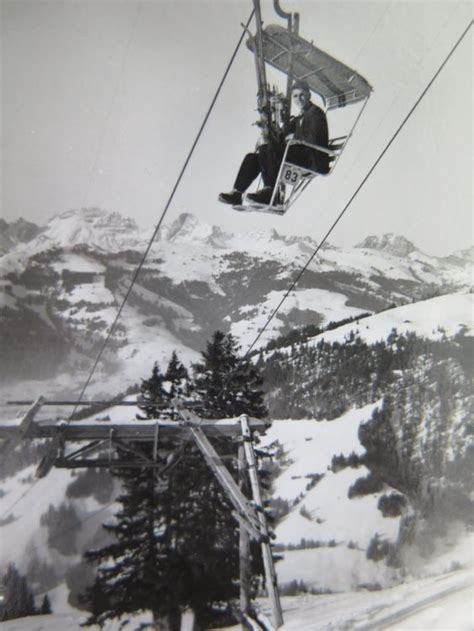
251, 0, 269, 107
273, 0, 298, 31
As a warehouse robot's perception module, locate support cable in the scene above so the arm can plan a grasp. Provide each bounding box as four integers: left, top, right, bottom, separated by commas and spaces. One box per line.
0, 479, 42, 521
69, 9, 255, 420
352, 1, 393, 67
324, 0, 462, 211
242, 19, 472, 359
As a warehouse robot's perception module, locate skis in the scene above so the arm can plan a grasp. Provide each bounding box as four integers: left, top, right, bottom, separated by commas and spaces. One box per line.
232, 202, 286, 216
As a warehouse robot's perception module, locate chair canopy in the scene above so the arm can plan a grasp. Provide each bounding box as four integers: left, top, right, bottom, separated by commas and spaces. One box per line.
247, 25, 372, 110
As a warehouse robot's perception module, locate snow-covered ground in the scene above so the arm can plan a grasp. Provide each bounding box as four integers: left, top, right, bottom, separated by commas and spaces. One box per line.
1, 566, 472, 630
306, 293, 472, 348
258, 410, 401, 593
0, 463, 118, 579
272, 567, 473, 630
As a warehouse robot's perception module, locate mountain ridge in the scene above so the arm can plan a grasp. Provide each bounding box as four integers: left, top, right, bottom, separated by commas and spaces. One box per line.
0, 208, 471, 399
1, 207, 472, 261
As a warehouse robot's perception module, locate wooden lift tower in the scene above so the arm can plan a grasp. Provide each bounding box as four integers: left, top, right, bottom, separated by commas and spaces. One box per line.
0, 397, 284, 629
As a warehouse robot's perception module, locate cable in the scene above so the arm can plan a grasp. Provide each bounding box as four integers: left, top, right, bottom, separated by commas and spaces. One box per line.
1, 491, 118, 571
324, 0, 462, 211
0, 478, 42, 521
69, 9, 256, 420
241, 19, 473, 360
352, 1, 393, 67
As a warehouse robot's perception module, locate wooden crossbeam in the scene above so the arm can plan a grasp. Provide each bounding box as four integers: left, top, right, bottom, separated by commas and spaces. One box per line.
0, 417, 269, 441
55, 459, 168, 469
18, 397, 45, 437
240, 415, 283, 628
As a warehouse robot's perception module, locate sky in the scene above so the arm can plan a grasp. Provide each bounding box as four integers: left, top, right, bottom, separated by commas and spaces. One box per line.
1, 0, 472, 256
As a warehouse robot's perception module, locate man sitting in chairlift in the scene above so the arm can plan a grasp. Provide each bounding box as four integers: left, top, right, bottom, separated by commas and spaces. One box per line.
219, 80, 329, 208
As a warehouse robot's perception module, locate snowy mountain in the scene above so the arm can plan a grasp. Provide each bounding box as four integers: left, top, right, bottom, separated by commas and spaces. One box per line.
0, 218, 43, 255
0, 208, 471, 406
356, 233, 417, 257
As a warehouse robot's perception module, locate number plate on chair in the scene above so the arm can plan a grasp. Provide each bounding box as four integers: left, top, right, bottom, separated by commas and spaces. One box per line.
281, 164, 305, 186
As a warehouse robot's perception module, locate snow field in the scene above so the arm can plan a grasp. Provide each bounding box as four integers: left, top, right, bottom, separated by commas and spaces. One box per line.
65, 283, 114, 306
232, 286, 368, 351
0, 464, 116, 575
307, 292, 473, 348
1, 574, 472, 630
50, 253, 106, 275
259, 406, 402, 593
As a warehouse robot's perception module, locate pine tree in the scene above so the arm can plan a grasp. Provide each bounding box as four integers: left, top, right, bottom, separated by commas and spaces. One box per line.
138, 362, 166, 417
40, 594, 52, 615
83, 357, 178, 628
164, 350, 189, 399
0, 563, 37, 621
83, 466, 182, 629
192, 330, 267, 419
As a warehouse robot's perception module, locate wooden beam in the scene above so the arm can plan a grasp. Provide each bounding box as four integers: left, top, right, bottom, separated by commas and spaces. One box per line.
8, 400, 143, 407
174, 404, 264, 540
0, 417, 269, 441
240, 415, 284, 628
189, 424, 263, 541
239, 444, 252, 626
19, 396, 45, 437
55, 459, 167, 469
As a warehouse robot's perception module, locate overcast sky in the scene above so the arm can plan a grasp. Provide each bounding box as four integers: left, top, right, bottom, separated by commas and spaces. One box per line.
1, 0, 472, 255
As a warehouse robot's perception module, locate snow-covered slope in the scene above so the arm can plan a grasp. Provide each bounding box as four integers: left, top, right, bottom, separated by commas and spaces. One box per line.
307, 292, 473, 348
2, 569, 473, 630
0, 463, 118, 581
260, 408, 401, 593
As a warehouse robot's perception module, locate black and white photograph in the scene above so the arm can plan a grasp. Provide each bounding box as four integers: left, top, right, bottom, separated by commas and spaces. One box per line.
0, 1, 472, 629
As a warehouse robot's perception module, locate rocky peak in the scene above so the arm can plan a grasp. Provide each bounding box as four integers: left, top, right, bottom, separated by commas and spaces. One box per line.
453, 246, 474, 263
9, 217, 43, 242
356, 234, 417, 258
0, 217, 44, 254
21, 207, 144, 254
164, 213, 231, 247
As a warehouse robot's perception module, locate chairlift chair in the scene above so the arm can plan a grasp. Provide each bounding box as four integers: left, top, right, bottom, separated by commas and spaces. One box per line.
235, 15, 372, 215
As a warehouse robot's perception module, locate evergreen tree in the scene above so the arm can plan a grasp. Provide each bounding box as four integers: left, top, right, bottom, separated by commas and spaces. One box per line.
138, 362, 166, 417
40, 502, 81, 555
164, 350, 189, 399
0, 563, 37, 621
192, 330, 267, 419
83, 466, 182, 629
83, 358, 177, 628
83, 341, 267, 629
40, 594, 52, 615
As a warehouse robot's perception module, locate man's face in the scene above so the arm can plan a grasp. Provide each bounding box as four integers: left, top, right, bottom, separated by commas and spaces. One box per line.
292, 88, 310, 112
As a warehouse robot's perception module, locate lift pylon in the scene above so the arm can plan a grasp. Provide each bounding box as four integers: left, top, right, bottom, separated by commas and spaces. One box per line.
0, 397, 283, 628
